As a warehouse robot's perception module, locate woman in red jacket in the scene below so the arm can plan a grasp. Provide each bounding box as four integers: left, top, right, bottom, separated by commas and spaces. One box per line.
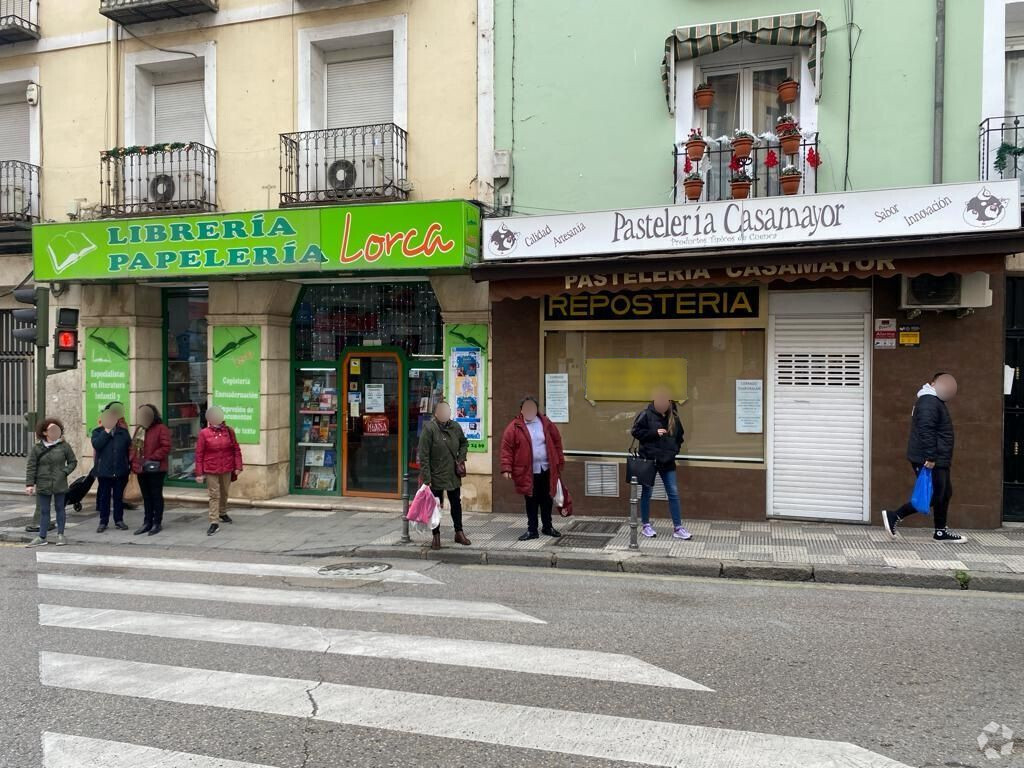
131, 404, 172, 536
195, 405, 243, 536
500, 396, 564, 541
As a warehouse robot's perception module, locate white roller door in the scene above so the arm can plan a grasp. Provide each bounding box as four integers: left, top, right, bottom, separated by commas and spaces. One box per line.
0, 100, 30, 162
153, 80, 205, 144
326, 57, 393, 128
767, 291, 871, 522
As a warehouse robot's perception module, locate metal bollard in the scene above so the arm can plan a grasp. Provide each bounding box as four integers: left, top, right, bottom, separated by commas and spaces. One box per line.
628, 476, 640, 550
400, 471, 412, 544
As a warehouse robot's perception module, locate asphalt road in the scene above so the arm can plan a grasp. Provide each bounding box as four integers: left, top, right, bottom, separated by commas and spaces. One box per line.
1, 540, 1022, 768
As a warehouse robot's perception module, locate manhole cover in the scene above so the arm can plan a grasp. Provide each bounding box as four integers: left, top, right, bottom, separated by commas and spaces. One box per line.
317, 561, 393, 576
570, 520, 622, 535
554, 535, 614, 549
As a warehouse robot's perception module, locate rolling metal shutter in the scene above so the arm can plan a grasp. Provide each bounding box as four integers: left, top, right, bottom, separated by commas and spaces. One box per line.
768, 311, 870, 521
154, 80, 205, 144
326, 57, 393, 128
0, 100, 30, 162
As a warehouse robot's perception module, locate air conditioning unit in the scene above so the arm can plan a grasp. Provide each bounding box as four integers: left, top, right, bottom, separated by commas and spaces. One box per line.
148, 170, 208, 209
323, 154, 393, 200
899, 272, 992, 310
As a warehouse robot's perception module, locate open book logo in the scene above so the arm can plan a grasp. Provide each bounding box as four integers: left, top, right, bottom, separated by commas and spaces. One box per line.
47, 232, 97, 275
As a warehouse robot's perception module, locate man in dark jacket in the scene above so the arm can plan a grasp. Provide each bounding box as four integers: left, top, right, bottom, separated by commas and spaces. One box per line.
91, 408, 132, 532
882, 372, 963, 542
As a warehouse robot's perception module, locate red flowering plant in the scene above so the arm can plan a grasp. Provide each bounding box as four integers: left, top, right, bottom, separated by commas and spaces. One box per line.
775, 114, 801, 137
764, 150, 779, 169
682, 156, 701, 181
729, 155, 752, 182
806, 147, 822, 169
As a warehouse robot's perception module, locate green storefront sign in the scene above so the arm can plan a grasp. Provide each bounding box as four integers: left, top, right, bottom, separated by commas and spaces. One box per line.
211, 326, 261, 444
85, 327, 130, 425
32, 201, 481, 281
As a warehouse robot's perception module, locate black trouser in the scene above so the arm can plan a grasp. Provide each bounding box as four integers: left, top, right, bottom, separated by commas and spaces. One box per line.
524, 469, 553, 534
97, 474, 129, 525
432, 487, 463, 533
138, 471, 166, 528
892, 463, 952, 530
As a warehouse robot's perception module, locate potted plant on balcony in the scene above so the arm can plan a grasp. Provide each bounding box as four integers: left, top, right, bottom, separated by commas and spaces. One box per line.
729, 161, 753, 200
694, 83, 715, 110
779, 164, 802, 195
775, 115, 802, 156
683, 170, 704, 201
685, 128, 707, 161
777, 77, 799, 105
731, 129, 756, 160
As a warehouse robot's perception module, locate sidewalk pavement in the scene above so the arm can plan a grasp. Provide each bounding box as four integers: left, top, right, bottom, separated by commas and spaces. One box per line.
2, 489, 1023, 592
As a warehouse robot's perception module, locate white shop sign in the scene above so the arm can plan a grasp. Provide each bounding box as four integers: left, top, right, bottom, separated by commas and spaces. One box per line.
483, 180, 1020, 261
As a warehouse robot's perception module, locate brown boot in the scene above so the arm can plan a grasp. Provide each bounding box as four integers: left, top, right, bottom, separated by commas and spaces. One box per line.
454, 530, 472, 546
430, 532, 441, 550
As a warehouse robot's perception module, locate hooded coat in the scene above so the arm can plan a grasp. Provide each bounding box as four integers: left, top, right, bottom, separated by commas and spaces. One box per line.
630, 403, 685, 469
906, 383, 954, 467
25, 439, 78, 496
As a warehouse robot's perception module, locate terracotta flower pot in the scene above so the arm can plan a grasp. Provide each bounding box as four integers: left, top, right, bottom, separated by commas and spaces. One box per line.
777, 80, 799, 104
779, 134, 801, 156
731, 137, 754, 160
685, 139, 706, 162
683, 178, 704, 201
730, 181, 752, 200
780, 174, 802, 196
694, 87, 715, 110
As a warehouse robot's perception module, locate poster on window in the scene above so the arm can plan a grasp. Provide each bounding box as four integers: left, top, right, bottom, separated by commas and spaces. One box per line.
735, 379, 764, 434
445, 324, 488, 452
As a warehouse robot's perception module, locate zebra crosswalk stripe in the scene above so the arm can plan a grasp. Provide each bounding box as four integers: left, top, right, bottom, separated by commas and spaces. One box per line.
37, 573, 544, 623
39, 604, 709, 691
42, 731, 281, 768
40, 652, 913, 768
35, 551, 442, 585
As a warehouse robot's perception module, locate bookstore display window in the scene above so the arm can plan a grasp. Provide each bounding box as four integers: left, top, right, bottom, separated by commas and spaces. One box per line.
165, 289, 209, 482
295, 368, 339, 492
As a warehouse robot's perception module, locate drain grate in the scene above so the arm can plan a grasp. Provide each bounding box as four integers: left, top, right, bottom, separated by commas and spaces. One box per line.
554, 534, 614, 549
570, 520, 622, 535
317, 561, 393, 576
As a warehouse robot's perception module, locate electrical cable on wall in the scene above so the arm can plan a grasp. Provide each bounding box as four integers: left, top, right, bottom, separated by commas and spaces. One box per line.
842, 0, 862, 191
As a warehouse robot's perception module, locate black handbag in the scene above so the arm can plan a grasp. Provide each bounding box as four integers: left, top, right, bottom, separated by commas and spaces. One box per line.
142, 460, 161, 473
625, 439, 657, 487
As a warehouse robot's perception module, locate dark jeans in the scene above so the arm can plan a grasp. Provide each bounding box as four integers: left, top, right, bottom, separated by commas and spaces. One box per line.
38, 493, 66, 538
432, 487, 463, 533
524, 469, 553, 534
138, 471, 166, 527
893, 463, 953, 530
97, 474, 129, 525
640, 466, 682, 527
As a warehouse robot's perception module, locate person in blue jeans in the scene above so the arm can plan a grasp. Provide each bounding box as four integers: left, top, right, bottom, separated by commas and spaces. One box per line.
91, 408, 132, 532
24, 418, 77, 547
630, 387, 692, 540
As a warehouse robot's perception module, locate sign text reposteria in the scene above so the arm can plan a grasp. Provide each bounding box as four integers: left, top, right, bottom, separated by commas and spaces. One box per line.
32, 201, 480, 281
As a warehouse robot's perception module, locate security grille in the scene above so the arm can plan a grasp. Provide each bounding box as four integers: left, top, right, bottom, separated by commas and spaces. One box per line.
0, 309, 32, 456
584, 461, 619, 497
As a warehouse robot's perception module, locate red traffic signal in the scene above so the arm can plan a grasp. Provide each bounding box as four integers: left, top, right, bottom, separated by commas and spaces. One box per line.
57, 330, 77, 349
52, 308, 80, 371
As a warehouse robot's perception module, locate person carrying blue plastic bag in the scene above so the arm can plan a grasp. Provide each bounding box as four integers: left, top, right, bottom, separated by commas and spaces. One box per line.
881, 373, 965, 543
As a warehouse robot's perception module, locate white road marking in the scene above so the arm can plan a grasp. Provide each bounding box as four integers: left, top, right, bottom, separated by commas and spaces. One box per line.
42, 731, 280, 768
41, 653, 912, 768
36, 550, 442, 585
39, 604, 706, 691
37, 573, 544, 624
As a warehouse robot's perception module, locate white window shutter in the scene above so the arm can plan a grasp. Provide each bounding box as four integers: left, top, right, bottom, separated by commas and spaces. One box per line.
153, 80, 205, 144
0, 101, 30, 163
326, 57, 394, 128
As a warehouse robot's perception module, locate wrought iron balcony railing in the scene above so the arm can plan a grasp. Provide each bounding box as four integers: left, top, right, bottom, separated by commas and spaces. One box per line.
673, 133, 819, 204
99, 0, 217, 24
980, 116, 1024, 190
0, 0, 39, 43
100, 142, 217, 218
279, 123, 409, 207
0, 160, 39, 224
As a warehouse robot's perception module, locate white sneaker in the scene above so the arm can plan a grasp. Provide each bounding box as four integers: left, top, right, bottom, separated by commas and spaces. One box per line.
25, 536, 47, 548
55, 534, 66, 546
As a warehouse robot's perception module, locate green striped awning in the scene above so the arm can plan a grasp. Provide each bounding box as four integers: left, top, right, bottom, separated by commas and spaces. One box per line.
661, 12, 827, 113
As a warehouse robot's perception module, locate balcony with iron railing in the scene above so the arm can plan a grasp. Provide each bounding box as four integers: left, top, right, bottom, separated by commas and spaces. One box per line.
980, 116, 1024, 193
279, 123, 409, 207
673, 132, 819, 204
0, 0, 37, 43
100, 142, 217, 218
99, 0, 217, 24
0, 160, 39, 226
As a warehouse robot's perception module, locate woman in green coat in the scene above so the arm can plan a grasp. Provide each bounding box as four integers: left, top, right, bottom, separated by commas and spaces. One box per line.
25, 418, 78, 547
417, 400, 470, 550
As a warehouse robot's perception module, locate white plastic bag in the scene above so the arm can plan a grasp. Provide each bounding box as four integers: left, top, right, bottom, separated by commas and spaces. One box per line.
428, 496, 442, 529
553, 479, 565, 508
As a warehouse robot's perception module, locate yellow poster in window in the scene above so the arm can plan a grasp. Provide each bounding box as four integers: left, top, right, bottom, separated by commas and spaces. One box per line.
585, 358, 687, 402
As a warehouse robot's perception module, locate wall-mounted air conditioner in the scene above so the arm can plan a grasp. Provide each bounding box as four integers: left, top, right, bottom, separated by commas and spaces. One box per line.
899, 272, 992, 310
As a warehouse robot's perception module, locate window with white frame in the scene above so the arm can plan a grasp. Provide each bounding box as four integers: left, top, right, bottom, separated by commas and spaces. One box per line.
697, 49, 799, 138
125, 47, 214, 148
1007, 50, 1024, 115
0, 90, 29, 163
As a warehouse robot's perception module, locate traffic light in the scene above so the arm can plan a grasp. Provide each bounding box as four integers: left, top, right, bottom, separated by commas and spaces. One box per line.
53, 308, 79, 370
12, 286, 47, 347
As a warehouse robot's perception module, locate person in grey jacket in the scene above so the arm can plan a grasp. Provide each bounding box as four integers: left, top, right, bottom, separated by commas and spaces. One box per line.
25, 419, 78, 547
882, 373, 963, 542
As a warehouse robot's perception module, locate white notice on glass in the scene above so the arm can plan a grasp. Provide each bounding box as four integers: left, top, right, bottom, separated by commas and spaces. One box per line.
545, 373, 570, 423
365, 384, 385, 413
735, 379, 763, 434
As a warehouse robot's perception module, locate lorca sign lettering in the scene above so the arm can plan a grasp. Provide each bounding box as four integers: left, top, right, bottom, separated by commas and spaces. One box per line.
483, 180, 1021, 261
32, 201, 479, 281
